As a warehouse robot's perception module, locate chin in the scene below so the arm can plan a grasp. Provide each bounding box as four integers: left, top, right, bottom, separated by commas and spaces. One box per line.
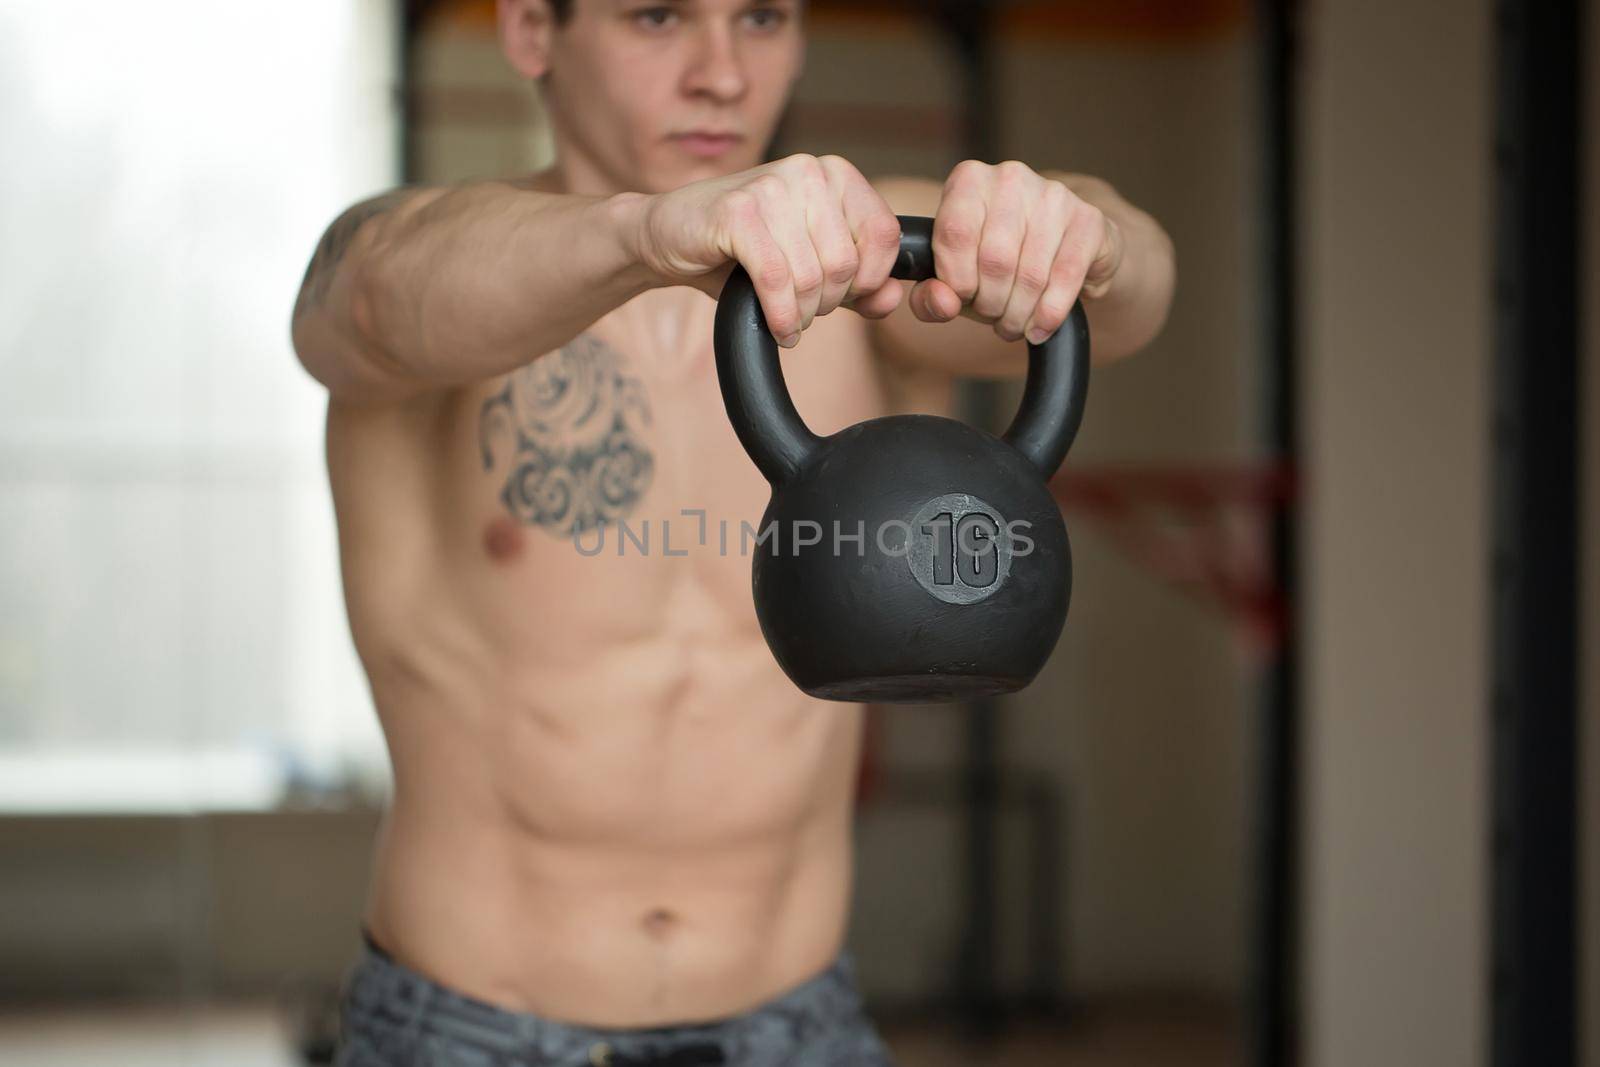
637, 158, 745, 193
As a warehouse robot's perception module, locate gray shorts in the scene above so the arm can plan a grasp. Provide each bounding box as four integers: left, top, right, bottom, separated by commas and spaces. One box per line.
336, 934, 896, 1067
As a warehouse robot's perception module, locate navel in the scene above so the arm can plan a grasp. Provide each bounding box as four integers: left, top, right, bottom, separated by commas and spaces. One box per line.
641, 908, 679, 938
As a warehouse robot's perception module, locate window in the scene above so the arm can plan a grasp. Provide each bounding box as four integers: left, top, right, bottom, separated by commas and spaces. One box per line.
0, 2, 399, 811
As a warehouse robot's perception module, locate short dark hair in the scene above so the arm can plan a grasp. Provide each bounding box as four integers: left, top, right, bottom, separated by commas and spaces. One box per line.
549, 0, 574, 24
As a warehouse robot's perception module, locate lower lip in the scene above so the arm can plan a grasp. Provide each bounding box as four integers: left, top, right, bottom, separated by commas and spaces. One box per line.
673, 134, 742, 159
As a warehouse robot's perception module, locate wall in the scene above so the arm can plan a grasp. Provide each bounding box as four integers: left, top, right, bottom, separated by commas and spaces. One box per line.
0, 813, 378, 999
1300, 0, 1491, 1064
999, 30, 1257, 1000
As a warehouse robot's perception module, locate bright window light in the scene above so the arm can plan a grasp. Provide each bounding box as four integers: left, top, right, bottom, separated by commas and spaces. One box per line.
0, 2, 399, 811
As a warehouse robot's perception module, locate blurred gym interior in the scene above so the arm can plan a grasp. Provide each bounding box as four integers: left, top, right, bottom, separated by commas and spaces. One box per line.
0, 1, 1593, 1064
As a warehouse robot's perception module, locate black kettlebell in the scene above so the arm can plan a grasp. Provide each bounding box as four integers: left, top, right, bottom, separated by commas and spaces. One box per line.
714, 215, 1090, 704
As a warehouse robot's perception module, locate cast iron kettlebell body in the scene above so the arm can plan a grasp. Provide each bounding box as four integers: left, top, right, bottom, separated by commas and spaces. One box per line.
714, 216, 1090, 704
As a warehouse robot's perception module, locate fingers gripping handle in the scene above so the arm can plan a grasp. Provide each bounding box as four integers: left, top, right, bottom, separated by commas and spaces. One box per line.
713, 215, 1091, 488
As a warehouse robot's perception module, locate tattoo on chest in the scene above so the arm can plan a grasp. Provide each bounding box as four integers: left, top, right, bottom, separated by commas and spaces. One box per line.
478, 334, 655, 539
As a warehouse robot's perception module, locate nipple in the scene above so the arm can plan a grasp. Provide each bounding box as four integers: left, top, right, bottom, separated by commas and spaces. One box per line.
483, 516, 526, 563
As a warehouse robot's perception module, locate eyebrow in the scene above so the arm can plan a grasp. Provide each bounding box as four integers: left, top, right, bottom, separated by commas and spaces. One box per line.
602, 0, 804, 15
610, 0, 801, 6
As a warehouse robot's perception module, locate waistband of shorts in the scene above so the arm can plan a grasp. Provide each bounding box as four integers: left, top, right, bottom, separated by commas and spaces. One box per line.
350, 926, 865, 1038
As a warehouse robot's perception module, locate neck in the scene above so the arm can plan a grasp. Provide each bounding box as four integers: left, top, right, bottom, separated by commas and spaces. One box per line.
541, 152, 629, 198
538, 101, 650, 197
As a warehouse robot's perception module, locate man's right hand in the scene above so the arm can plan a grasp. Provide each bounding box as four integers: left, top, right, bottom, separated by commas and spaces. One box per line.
634, 154, 906, 349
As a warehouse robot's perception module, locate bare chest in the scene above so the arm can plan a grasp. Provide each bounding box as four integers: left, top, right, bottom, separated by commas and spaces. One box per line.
443, 303, 894, 654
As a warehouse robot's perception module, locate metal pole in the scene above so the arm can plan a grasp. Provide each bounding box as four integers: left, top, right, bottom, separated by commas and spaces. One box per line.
1251, 1, 1302, 1064
399, 1, 433, 184
1489, 0, 1583, 1063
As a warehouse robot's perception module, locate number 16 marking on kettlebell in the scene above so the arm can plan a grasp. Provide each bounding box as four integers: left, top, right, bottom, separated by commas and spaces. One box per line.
920, 512, 1001, 588
907, 494, 1015, 606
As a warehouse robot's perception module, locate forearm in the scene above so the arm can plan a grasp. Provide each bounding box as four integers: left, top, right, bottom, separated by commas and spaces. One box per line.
1055, 173, 1175, 363
291, 182, 655, 403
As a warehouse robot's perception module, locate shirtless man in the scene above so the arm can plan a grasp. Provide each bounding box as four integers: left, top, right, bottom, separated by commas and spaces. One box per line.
291, 1, 1174, 1063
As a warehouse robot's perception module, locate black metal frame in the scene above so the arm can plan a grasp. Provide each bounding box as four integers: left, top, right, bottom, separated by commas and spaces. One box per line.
400, 1, 431, 183
1253, 2, 1302, 1064
1489, 1, 1583, 1064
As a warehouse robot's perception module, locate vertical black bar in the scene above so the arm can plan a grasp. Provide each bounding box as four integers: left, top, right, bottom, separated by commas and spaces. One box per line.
931, 0, 1005, 1035
1252, 0, 1301, 1065
1490, 0, 1582, 1064
1025, 779, 1064, 1011
399, 1, 432, 184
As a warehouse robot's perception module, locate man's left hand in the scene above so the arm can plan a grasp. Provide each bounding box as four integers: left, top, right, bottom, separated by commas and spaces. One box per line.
911, 160, 1125, 346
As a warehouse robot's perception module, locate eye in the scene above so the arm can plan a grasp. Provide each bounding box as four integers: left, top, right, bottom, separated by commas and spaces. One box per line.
742, 6, 789, 32
630, 6, 679, 31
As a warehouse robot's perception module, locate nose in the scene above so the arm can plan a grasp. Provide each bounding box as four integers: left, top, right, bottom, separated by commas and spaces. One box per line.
681, 22, 748, 104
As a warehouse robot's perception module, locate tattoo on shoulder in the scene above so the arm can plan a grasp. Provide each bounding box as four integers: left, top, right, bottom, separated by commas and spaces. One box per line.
477, 335, 655, 539
293, 189, 415, 319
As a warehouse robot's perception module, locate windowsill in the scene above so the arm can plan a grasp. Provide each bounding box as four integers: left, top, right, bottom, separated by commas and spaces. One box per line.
0, 749, 388, 816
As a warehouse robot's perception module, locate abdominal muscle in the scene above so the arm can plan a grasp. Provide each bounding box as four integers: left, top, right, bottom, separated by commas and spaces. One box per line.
360, 580, 864, 1029
335, 295, 907, 1029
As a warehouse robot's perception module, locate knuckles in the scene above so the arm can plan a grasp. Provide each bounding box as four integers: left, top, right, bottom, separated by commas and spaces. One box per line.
777, 152, 825, 184
946, 158, 990, 188
1041, 179, 1072, 211
863, 212, 902, 250
822, 251, 861, 285
1053, 242, 1089, 284
790, 264, 825, 295
934, 218, 979, 253
749, 173, 787, 202
977, 246, 1016, 280
1034, 293, 1071, 325
816, 153, 853, 178
1014, 262, 1051, 294
1065, 197, 1103, 239
991, 159, 1033, 193
756, 258, 792, 291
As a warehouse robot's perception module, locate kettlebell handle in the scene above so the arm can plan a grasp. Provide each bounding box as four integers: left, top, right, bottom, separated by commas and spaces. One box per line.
713, 215, 1090, 486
